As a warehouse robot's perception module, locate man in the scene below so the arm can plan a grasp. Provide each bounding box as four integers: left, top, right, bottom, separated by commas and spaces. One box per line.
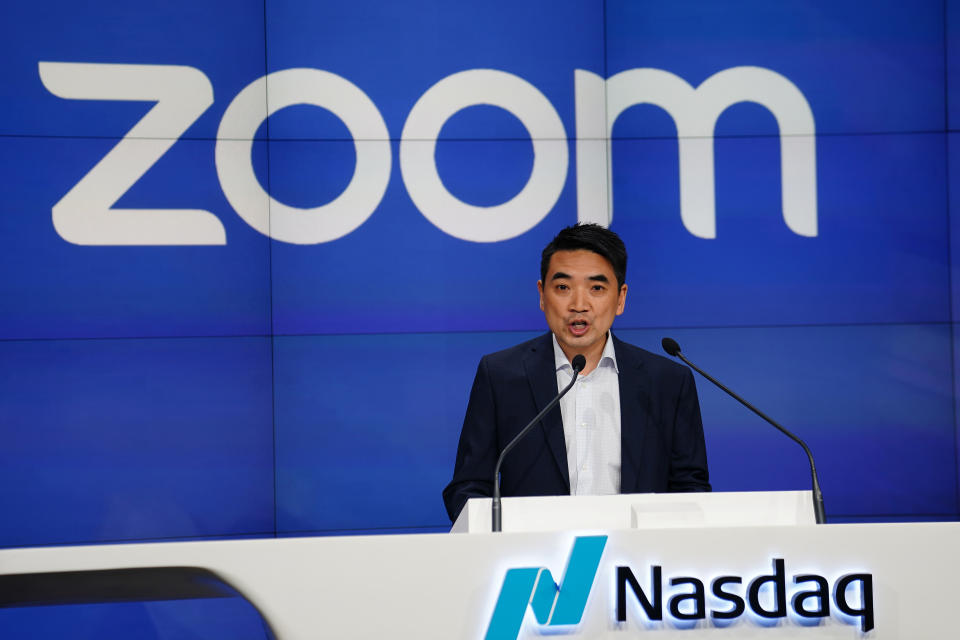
442, 223, 710, 522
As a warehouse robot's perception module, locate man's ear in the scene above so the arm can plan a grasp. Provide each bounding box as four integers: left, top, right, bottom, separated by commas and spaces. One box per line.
537, 280, 544, 310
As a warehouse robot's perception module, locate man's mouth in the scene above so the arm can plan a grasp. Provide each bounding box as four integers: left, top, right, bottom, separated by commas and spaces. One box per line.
569, 319, 589, 337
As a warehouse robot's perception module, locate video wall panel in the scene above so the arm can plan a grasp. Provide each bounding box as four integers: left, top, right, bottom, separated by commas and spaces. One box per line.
272, 331, 545, 534
0, 337, 274, 548
0, 0, 268, 140
262, 0, 604, 141
609, 132, 950, 328
267, 139, 576, 336
948, 133, 960, 318
948, 0, 960, 131
616, 325, 957, 519
0, 136, 273, 340
606, 0, 945, 137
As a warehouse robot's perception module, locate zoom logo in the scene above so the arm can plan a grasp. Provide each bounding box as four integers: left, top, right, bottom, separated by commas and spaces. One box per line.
38, 62, 817, 246
485, 536, 607, 640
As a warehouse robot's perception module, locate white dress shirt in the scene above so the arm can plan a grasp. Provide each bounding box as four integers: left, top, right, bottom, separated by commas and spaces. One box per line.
553, 332, 622, 496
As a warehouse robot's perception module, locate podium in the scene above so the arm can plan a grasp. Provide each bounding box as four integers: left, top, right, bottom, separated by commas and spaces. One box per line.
1, 492, 958, 638
451, 490, 816, 532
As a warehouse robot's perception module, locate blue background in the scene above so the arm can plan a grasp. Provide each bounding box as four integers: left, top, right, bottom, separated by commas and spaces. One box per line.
1, 0, 958, 552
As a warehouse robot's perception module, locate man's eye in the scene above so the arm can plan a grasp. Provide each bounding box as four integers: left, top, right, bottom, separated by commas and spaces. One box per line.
556, 284, 568, 291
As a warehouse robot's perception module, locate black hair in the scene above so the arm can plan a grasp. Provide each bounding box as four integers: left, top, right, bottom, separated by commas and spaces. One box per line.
540, 223, 627, 288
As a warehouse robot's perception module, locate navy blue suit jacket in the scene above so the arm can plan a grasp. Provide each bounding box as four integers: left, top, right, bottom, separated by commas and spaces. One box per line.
442, 333, 710, 521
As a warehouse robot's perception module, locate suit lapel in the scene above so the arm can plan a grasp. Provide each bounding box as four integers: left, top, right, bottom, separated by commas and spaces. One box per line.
614, 336, 646, 493
523, 333, 570, 492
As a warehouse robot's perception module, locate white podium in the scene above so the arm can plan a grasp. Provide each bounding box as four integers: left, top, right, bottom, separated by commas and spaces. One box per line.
1, 492, 957, 639
451, 490, 816, 533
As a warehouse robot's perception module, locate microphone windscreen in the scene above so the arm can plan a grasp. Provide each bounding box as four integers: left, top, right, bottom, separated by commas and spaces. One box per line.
661, 337, 681, 356
572, 354, 587, 372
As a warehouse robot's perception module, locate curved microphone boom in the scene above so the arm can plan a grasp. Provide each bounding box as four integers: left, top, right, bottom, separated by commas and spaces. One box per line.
491, 354, 586, 532
661, 338, 827, 525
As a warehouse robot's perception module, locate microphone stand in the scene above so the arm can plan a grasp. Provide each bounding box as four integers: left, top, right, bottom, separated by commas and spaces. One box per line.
492, 356, 584, 532
663, 338, 827, 525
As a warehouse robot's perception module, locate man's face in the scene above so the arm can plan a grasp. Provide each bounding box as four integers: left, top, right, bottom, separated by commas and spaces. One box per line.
538, 249, 627, 364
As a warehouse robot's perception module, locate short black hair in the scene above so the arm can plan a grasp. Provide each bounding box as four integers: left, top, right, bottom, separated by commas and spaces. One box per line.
540, 223, 627, 288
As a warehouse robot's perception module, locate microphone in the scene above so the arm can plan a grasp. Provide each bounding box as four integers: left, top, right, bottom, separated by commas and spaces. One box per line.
661, 338, 827, 525
492, 354, 586, 532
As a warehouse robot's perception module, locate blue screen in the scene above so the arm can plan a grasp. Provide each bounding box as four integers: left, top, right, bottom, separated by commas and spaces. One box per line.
0, 0, 957, 551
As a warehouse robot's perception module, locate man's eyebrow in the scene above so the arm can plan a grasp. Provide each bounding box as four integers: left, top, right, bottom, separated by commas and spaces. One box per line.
588, 274, 610, 283
550, 271, 571, 281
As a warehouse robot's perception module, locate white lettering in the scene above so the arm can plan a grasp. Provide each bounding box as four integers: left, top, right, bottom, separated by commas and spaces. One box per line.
215, 68, 391, 244
399, 69, 568, 243
38, 62, 225, 245
576, 66, 817, 238
41, 63, 817, 245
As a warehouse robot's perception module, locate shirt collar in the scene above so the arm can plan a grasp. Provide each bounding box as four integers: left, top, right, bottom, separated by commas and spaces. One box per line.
552, 331, 619, 374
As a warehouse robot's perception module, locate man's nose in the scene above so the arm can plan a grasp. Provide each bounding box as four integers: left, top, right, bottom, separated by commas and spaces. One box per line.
569, 287, 588, 312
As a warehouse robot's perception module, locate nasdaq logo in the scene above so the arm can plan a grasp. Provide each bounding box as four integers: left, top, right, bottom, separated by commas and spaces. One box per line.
616, 559, 874, 633
485, 535, 606, 640
486, 539, 875, 638
38, 63, 817, 246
